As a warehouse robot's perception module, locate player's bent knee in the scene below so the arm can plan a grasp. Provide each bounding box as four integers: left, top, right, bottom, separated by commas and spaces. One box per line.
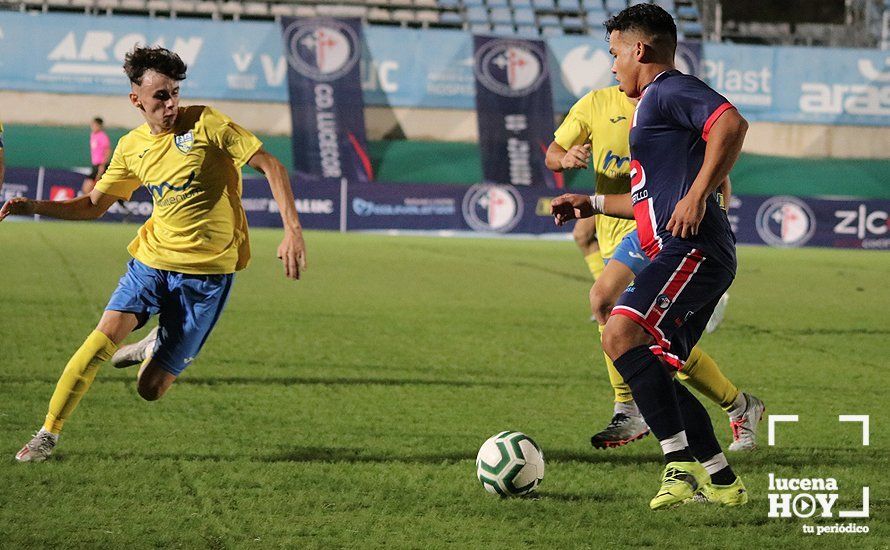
602, 316, 652, 361
137, 363, 176, 401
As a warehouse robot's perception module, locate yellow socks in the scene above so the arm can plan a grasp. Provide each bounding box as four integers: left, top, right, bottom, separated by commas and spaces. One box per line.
42, 330, 117, 434
584, 250, 605, 281
600, 324, 634, 404
677, 346, 740, 410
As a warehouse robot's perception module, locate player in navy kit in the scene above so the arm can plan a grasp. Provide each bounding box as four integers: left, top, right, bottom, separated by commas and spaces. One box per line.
551, 4, 750, 510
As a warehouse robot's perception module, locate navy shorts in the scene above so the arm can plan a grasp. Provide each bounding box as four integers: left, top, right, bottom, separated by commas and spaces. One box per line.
106, 259, 234, 376
611, 244, 733, 368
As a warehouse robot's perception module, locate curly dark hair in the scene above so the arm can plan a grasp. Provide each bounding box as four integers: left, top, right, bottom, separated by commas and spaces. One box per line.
604, 3, 677, 51
123, 46, 188, 85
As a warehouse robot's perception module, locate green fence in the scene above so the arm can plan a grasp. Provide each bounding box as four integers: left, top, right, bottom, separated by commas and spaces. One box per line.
4, 125, 888, 198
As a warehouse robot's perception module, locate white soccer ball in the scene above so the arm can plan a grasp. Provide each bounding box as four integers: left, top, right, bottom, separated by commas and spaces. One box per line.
475, 431, 545, 496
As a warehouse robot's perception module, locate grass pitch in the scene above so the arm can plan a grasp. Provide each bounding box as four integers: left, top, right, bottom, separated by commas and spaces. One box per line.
0, 222, 887, 548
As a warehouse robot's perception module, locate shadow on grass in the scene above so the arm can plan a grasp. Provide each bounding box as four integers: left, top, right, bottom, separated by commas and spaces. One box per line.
0, 374, 566, 389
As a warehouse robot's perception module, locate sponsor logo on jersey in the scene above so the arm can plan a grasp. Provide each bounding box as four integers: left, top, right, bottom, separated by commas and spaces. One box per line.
282, 19, 360, 82
174, 130, 194, 154
462, 184, 523, 233
755, 196, 816, 247
609, 116, 627, 123
474, 40, 548, 98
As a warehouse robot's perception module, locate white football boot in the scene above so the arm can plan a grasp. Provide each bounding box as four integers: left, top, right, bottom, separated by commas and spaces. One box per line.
728, 393, 766, 452
591, 412, 651, 449
111, 326, 159, 369
705, 293, 730, 334
15, 428, 59, 463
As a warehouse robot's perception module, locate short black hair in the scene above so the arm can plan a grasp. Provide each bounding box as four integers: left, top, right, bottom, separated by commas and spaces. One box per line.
123, 46, 188, 85
92, 117, 104, 126
605, 3, 677, 52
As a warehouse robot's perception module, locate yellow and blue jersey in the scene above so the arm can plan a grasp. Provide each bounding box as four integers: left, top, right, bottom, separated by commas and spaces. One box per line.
96, 105, 262, 275
0, 121, 4, 149
553, 85, 637, 259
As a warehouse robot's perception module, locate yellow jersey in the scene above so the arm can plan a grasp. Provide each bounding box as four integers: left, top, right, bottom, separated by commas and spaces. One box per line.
0, 121, 4, 149
553, 86, 637, 259
96, 105, 262, 275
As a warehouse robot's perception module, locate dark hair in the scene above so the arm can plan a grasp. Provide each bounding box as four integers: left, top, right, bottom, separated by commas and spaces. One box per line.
605, 3, 677, 52
123, 46, 188, 85
92, 117, 104, 126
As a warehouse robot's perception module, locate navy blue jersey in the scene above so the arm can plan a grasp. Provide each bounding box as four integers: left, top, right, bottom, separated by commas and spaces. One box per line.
629, 70, 737, 271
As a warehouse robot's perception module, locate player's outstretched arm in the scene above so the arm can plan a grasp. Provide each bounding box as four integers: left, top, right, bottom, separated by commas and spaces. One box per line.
247, 148, 307, 280
545, 142, 591, 172
0, 189, 119, 222
668, 110, 748, 238
550, 192, 633, 225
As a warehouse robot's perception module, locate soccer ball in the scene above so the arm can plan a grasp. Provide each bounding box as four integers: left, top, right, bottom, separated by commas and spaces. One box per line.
475, 431, 544, 496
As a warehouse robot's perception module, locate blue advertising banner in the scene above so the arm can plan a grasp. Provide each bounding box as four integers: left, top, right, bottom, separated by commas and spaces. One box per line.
4, 165, 889, 247
1, 12, 889, 126
473, 36, 560, 188
731, 195, 890, 250
281, 17, 372, 183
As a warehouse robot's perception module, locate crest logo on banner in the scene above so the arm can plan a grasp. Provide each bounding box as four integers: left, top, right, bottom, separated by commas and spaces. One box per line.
474, 40, 548, 98
282, 19, 361, 81
462, 184, 524, 233
755, 196, 817, 247
280, 17, 372, 183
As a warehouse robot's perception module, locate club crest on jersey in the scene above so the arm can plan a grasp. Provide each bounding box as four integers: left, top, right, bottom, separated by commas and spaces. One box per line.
656, 294, 672, 310
174, 131, 195, 154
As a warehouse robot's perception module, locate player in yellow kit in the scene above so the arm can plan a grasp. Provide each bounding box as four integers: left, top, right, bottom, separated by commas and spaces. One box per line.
0, 121, 6, 193
4, 46, 308, 462
545, 85, 763, 452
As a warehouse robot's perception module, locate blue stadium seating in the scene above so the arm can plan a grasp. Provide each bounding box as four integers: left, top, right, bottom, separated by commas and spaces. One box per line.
466, 6, 488, 23
514, 8, 535, 24
489, 7, 511, 23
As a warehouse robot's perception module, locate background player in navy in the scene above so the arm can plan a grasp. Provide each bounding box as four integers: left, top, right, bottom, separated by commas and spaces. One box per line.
551, 4, 750, 510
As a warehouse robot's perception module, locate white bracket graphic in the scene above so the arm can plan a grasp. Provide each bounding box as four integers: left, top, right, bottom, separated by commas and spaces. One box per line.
838, 415, 870, 446
768, 415, 799, 446
839, 487, 870, 518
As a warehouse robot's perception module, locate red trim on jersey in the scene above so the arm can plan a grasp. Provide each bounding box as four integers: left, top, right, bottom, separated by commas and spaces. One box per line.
702, 102, 735, 142
611, 306, 671, 350
649, 345, 685, 370
643, 249, 704, 329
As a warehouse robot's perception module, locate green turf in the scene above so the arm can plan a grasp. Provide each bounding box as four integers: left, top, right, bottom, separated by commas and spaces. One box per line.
0, 222, 887, 548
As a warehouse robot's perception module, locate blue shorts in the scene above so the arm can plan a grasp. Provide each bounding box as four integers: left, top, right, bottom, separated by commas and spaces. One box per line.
605, 231, 650, 276
106, 259, 234, 376
611, 243, 733, 368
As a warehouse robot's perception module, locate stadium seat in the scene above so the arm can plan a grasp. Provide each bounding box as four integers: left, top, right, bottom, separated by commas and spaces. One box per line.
146, 0, 169, 12
415, 0, 438, 6
511, 0, 532, 6
470, 22, 493, 32
513, 8, 535, 24
243, 2, 269, 16
562, 15, 584, 31
269, 3, 297, 17
532, 0, 556, 10
69, 0, 94, 9
487, 0, 510, 7
416, 9, 440, 23
438, 10, 464, 25
463, 0, 486, 6
489, 7, 511, 23
558, 0, 581, 12
392, 8, 416, 23
681, 21, 703, 35
538, 13, 558, 25
604, 0, 625, 12
119, 0, 147, 11
437, 0, 460, 7
294, 4, 317, 16
492, 23, 515, 34
653, 0, 674, 10
467, 6, 488, 22
587, 8, 608, 26
318, 4, 367, 16
541, 25, 564, 35
515, 24, 539, 35
368, 6, 393, 21
219, 2, 244, 16
677, 4, 698, 19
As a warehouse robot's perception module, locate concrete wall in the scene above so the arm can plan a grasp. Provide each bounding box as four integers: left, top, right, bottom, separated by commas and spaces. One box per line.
3, 90, 888, 159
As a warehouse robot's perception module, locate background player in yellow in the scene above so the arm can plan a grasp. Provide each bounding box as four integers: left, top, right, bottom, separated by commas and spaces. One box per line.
4, 46, 308, 463
545, 85, 763, 452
